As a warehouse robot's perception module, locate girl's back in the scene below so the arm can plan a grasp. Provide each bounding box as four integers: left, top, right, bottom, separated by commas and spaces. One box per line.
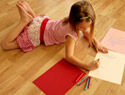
44, 18, 78, 46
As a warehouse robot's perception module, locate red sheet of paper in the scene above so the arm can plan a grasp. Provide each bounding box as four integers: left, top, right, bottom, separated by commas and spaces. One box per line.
33, 59, 85, 95
101, 28, 125, 54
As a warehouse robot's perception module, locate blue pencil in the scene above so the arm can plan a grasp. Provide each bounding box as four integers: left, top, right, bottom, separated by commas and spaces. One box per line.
84, 78, 90, 90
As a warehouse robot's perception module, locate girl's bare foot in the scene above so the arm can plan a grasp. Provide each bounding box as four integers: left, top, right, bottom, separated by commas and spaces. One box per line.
17, 3, 33, 25
17, 0, 36, 18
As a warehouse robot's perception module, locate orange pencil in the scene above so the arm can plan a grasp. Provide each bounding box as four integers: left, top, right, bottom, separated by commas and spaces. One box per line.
75, 73, 85, 83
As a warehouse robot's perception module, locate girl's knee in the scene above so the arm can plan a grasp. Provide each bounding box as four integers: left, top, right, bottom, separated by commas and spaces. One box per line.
1, 40, 19, 50
1, 40, 9, 50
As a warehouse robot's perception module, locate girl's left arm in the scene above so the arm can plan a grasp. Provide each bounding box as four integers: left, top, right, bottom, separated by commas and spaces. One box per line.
92, 37, 108, 53
83, 30, 108, 53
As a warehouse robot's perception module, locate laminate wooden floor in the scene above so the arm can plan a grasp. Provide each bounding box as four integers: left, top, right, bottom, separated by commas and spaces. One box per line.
0, 0, 125, 95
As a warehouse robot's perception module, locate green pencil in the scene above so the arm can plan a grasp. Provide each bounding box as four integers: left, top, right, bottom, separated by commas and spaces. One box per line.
77, 76, 88, 86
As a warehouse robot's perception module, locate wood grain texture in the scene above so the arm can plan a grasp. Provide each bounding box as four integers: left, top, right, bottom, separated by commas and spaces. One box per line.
0, 0, 125, 95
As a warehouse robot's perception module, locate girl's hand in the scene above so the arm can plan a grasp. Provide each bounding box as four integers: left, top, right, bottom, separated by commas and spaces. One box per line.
86, 60, 99, 70
92, 39, 108, 53
97, 44, 108, 53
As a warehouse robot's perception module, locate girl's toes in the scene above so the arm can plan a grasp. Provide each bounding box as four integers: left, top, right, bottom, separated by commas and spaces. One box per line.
20, 0, 24, 3
16, 1, 20, 6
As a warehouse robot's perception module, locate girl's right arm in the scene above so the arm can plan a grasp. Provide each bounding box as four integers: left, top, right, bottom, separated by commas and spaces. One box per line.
64, 35, 99, 71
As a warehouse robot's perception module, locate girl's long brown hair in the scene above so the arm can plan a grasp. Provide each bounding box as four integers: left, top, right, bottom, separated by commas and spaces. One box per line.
63, 0, 96, 45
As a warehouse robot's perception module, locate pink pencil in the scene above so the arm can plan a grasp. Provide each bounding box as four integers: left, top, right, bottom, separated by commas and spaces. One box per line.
75, 73, 85, 83
88, 44, 91, 48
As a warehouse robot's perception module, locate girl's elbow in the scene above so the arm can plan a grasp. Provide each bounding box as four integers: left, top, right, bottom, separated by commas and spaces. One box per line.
65, 54, 73, 61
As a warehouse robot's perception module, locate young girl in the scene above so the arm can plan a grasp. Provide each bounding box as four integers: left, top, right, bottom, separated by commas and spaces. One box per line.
1, 0, 108, 70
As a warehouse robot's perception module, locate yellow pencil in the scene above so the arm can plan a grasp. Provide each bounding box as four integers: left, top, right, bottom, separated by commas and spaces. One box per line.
96, 59, 100, 64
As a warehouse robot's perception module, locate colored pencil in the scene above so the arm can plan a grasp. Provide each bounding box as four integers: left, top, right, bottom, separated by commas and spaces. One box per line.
88, 77, 91, 88
77, 76, 88, 86
84, 78, 90, 90
75, 73, 85, 83
97, 59, 100, 64
88, 44, 91, 48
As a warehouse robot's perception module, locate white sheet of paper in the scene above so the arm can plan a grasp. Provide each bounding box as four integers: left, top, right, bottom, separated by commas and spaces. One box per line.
89, 50, 125, 85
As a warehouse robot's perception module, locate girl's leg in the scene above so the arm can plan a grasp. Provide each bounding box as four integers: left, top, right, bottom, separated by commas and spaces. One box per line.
1, 22, 27, 50
1, 1, 33, 50
1, 40, 19, 50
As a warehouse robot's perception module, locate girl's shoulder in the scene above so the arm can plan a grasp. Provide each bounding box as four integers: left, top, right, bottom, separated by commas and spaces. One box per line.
65, 25, 78, 40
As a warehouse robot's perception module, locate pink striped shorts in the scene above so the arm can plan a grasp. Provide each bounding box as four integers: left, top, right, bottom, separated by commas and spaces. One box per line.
16, 15, 49, 52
